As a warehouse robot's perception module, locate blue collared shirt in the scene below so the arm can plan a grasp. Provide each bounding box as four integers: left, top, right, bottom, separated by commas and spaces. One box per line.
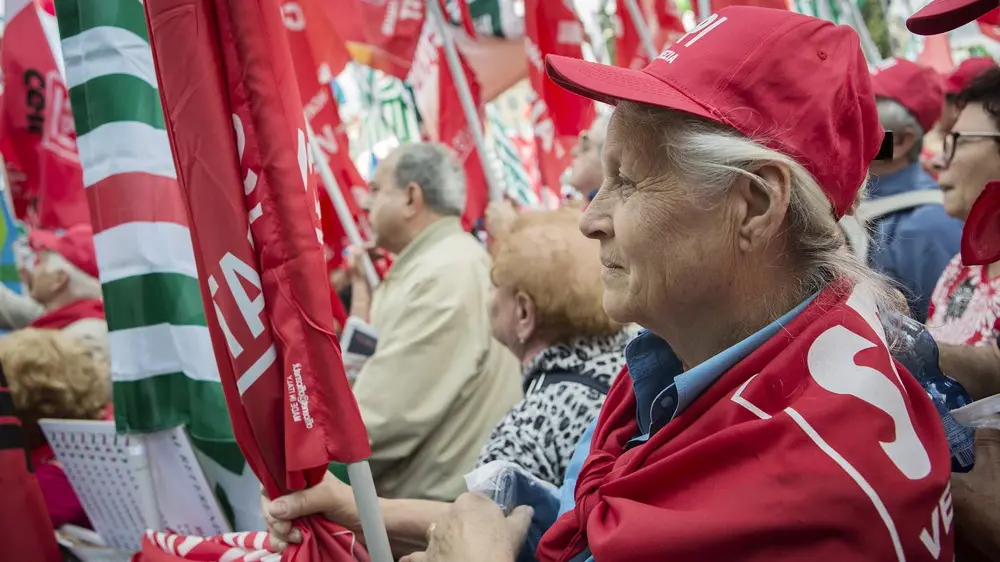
557, 295, 816, 562
867, 163, 962, 322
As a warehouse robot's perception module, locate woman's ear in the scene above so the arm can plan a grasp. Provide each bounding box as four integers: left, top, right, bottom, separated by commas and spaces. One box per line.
733, 163, 792, 253
514, 291, 537, 343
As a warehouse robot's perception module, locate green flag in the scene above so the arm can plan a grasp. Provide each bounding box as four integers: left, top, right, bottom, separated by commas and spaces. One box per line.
486, 106, 539, 207
54, 0, 262, 531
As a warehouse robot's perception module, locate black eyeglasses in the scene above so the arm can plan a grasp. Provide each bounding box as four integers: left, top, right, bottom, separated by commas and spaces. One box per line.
941, 131, 1000, 168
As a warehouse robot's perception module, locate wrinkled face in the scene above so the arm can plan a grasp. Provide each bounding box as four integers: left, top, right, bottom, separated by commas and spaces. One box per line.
569, 122, 606, 193
364, 154, 410, 251
579, 108, 736, 327
28, 252, 67, 305
936, 103, 1000, 221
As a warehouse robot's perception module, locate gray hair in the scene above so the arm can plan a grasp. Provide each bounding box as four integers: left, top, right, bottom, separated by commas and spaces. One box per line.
392, 143, 466, 216
876, 98, 925, 163
616, 101, 907, 316
40, 252, 103, 301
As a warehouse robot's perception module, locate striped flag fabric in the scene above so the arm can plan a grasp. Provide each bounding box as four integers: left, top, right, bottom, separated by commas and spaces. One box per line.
355, 65, 422, 144
52, 0, 263, 531
485, 106, 539, 207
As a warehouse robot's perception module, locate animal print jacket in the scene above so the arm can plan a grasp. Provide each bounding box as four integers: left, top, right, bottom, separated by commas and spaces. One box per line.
477, 330, 633, 486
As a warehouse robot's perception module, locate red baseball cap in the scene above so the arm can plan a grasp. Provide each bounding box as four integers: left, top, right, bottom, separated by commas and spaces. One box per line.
871, 58, 944, 132
907, 0, 998, 35
545, 6, 884, 219
28, 224, 100, 278
945, 56, 998, 94
961, 181, 1000, 265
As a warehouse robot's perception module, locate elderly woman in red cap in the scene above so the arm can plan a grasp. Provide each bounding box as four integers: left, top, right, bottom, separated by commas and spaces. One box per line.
394, 7, 954, 562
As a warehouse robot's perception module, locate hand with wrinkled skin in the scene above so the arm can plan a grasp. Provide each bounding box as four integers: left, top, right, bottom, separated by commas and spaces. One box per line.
399, 493, 532, 562
261, 471, 360, 552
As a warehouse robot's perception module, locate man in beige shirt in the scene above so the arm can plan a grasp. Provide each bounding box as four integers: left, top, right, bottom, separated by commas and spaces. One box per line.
345, 143, 521, 501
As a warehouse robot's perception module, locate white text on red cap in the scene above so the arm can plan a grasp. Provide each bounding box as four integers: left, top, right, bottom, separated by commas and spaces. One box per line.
656, 14, 728, 64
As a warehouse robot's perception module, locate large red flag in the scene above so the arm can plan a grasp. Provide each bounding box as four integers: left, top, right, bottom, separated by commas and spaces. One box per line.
143, 0, 371, 559
524, 0, 595, 195
409, 19, 491, 229
282, 0, 374, 329
615, 0, 687, 69
0, 0, 88, 228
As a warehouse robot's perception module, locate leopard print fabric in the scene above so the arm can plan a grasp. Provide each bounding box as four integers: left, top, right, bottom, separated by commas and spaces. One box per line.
477, 329, 634, 486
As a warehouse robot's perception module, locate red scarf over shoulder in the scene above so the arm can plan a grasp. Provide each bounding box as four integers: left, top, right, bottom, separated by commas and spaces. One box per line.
29, 298, 104, 330
537, 284, 954, 562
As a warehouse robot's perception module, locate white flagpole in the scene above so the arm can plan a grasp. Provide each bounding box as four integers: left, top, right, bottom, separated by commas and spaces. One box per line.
698, 0, 712, 22
624, 0, 659, 61
304, 120, 391, 562
839, 0, 883, 64
426, 0, 504, 202
305, 121, 381, 290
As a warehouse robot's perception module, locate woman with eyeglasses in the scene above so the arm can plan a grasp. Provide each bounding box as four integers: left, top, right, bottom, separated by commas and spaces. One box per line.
926, 67, 1000, 400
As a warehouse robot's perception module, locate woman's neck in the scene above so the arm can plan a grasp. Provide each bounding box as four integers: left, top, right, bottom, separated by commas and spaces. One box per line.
652, 273, 811, 371
518, 339, 552, 367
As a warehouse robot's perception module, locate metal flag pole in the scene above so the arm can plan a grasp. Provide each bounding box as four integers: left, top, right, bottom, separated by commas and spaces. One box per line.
305, 121, 381, 290
840, 0, 883, 64
625, 0, 659, 61
698, 0, 712, 22
426, 0, 504, 202
345, 462, 393, 562
305, 125, 391, 562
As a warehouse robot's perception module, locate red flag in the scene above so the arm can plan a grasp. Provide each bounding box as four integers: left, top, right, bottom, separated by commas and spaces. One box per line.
144, 0, 371, 558
0, 0, 88, 228
524, 0, 596, 193
409, 20, 490, 229
325, 0, 426, 80
615, 0, 686, 69
282, 0, 376, 330
280, 0, 351, 81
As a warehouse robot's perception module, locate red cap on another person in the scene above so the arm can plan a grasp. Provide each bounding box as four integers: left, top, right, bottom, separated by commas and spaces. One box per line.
28, 224, 100, 279
945, 56, 998, 94
907, 0, 998, 35
871, 58, 944, 132
545, 6, 883, 219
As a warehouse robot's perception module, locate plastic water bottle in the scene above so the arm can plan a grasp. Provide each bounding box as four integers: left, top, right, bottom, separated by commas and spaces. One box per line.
883, 311, 975, 472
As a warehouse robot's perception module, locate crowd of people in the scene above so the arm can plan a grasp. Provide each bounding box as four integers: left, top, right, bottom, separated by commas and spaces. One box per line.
3, 3, 1000, 562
